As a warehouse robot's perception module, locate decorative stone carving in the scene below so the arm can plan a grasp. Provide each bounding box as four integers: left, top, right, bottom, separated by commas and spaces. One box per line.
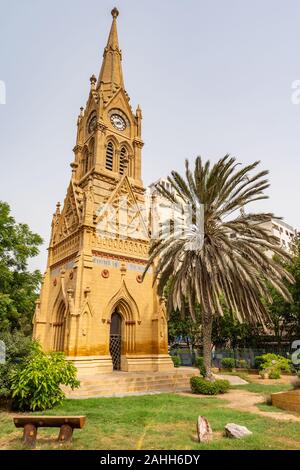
67, 288, 75, 316
120, 263, 127, 277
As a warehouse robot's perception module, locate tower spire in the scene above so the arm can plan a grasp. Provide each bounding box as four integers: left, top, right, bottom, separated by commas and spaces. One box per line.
97, 8, 124, 91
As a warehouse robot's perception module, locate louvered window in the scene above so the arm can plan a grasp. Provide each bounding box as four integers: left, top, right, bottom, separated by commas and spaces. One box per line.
106, 142, 114, 171
120, 147, 126, 175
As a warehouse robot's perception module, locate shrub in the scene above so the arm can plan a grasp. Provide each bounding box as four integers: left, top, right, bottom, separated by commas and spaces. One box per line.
171, 355, 181, 368
190, 376, 230, 395
259, 368, 269, 379
269, 369, 281, 379
254, 355, 265, 370
221, 358, 235, 370
215, 379, 231, 393
9, 345, 80, 411
236, 359, 248, 369
0, 331, 34, 404
255, 353, 291, 373
196, 357, 206, 377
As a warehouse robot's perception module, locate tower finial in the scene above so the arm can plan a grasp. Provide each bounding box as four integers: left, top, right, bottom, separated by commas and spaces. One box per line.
97, 6, 124, 90
111, 7, 119, 19
90, 74, 97, 91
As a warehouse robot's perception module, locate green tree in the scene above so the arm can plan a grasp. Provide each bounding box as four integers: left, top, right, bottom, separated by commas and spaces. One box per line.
266, 235, 300, 344
168, 308, 201, 353
0, 330, 35, 402
10, 344, 80, 411
145, 156, 293, 379
0, 201, 43, 332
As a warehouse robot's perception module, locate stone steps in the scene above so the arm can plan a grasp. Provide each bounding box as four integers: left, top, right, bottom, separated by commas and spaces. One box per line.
65, 367, 198, 398
68, 383, 194, 397
78, 376, 195, 386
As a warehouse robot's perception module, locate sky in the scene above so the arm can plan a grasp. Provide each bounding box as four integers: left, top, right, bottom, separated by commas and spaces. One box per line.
0, 0, 300, 272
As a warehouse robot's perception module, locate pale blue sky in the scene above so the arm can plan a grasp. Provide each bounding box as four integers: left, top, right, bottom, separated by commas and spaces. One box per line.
0, 0, 300, 271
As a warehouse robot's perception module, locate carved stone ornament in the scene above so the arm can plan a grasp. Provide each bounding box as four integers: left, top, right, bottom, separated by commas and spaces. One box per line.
102, 269, 110, 279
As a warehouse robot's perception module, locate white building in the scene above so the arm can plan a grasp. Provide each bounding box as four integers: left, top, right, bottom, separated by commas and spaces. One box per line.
149, 178, 175, 197
261, 218, 297, 254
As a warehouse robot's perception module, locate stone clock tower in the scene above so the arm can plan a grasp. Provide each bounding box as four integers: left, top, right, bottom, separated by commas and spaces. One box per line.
33, 8, 174, 375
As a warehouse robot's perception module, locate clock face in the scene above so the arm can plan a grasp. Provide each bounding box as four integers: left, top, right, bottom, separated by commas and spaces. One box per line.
110, 114, 126, 131
88, 115, 97, 133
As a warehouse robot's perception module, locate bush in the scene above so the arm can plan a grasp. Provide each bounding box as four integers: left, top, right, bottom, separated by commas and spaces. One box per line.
221, 358, 235, 370
171, 355, 181, 368
215, 379, 231, 393
196, 357, 206, 377
236, 359, 248, 369
254, 355, 265, 370
259, 368, 269, 379
9, 345, 80, 411
0, 331, 34, 403
190, 376, 230, 395
255, 353, 291, 373
269, 369, 281, 379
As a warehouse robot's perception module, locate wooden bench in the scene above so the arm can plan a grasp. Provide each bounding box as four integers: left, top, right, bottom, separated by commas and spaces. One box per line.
13, 415, 86, 448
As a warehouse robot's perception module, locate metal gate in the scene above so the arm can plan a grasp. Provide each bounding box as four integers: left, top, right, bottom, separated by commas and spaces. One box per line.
110, 334, 121, 370
110, 311, 122, 370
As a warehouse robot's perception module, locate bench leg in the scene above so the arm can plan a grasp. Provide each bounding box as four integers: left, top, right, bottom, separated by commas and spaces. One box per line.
58, 424, 73, 443
23, 424, 37, 448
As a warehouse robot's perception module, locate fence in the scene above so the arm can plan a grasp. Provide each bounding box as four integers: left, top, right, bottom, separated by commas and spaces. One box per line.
212, 347, 290, 368
170, 346, 291, 368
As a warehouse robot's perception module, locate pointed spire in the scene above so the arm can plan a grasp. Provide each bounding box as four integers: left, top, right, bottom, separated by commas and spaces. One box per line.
97, 8, 124, 91
107, 7, 120, 49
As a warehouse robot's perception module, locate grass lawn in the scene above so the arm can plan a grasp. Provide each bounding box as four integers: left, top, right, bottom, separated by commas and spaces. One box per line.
256, 402, 286, 413
1, 387, 300, 450
232, 383, 292, 395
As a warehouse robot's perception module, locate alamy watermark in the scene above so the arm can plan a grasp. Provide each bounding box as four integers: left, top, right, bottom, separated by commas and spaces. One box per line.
291, 80, 300, 104
0, 80, 6, 104
95, 189, 205, 251
291, 340, 300, 365
0, 340, 5, 364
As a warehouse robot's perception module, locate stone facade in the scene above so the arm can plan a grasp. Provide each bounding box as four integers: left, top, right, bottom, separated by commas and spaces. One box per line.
33, 8, 174, 375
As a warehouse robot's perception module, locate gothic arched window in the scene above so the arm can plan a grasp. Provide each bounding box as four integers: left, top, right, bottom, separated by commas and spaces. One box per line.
88, 138, 95, 169
119, 147, 127, 175
53, 302, 66, 352
106, 141, 114, 171
83, 147, 89, 175
128, 154, 134, 178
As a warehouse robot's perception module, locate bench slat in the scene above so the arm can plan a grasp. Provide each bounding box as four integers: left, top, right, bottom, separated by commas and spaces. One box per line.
13, 416, 86, 429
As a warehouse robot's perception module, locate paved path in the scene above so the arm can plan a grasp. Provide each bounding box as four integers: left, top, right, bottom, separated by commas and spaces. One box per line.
179, 389, 300, 422
214, 374, 248, 385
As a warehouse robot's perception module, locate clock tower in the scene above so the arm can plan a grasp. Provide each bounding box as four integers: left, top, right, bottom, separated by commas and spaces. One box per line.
33, 8, 174, 375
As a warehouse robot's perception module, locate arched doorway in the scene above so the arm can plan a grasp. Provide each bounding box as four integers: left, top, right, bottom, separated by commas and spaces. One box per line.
110, 311, 122, 370
53, 302, 66, 352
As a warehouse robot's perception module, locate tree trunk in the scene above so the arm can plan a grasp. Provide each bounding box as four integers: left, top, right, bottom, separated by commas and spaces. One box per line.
202, 312, 213, 380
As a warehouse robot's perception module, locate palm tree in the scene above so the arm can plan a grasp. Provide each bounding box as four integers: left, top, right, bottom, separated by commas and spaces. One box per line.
145, 156, 294, 379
